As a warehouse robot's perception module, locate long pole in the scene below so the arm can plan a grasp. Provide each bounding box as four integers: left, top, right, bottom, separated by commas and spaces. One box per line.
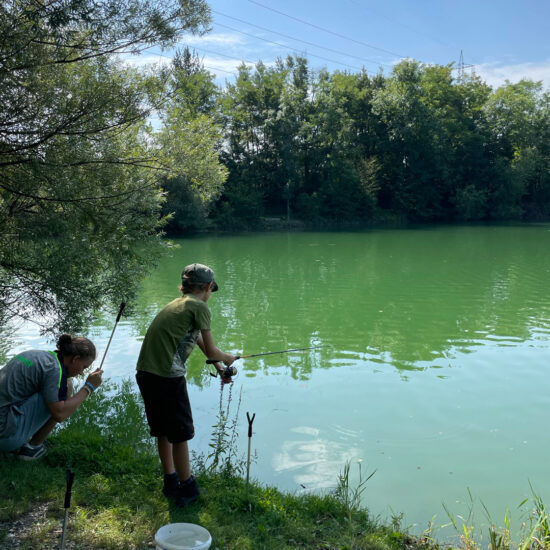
246, 412, 255, 506
206, 346, 321, 364
60, 469, 74, 550
98, 302, 125, 370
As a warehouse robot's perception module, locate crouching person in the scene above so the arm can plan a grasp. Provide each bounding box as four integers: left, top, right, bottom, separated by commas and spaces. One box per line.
0, 334, 102, 460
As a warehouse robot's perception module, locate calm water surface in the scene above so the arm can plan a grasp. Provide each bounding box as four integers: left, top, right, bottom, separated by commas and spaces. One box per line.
6, 225, 550, 540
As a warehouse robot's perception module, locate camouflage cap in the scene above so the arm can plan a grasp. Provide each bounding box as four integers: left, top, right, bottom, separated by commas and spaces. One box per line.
182, 263, 218, 292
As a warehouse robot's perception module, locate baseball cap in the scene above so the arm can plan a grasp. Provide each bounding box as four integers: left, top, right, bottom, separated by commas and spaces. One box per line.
182, 263, 218, 291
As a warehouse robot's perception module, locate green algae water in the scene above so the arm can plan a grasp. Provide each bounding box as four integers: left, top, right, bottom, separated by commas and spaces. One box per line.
6, 224, 550, 540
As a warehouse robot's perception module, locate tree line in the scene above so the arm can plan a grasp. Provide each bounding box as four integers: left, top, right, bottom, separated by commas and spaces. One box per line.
164, 53, 550, 233
1, 0, 549, 330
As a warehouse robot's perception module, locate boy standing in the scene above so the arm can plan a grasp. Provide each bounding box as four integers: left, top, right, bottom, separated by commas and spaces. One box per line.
136, 263, 235, 506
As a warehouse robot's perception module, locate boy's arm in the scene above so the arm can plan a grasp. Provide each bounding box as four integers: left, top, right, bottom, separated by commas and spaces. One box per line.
199, 330, 235, 367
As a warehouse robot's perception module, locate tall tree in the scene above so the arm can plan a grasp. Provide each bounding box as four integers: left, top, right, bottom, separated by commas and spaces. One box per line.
482, 80, 550, 219
158, 48, 227, 234
0, 0, 211, 332
215, 60, 289, 228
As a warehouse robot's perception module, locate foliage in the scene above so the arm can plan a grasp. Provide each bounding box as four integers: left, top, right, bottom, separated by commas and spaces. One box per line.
205, 57, 550, 230
4, 3, 550, 329
158, 48, 228, 234
0, 0, 211, 332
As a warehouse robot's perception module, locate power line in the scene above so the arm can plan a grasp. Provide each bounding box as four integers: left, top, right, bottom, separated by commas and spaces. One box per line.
344, 0, 451, 49
203, 64, 239, 76
247, 0, 405, 59
214, 21, 365, 72
139, 46, 239, 76
212, 9, 390, 69
184, 45, 258, 67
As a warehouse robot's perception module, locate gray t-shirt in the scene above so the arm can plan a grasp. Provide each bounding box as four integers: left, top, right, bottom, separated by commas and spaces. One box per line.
0, 350, 68, 437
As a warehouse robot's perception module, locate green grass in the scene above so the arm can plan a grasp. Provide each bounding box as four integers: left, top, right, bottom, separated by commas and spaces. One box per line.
0, 453, 429, 549
0, 380, 545, 549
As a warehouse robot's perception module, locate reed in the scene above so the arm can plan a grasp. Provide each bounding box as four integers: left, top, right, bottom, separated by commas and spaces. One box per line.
443, 485, 549, 549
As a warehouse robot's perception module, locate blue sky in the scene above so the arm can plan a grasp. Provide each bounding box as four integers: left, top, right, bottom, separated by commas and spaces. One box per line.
140, 0, 550, 89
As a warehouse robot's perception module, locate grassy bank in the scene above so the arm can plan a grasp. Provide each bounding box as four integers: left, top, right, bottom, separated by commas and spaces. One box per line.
0, 381, 547, 549
0, 458, 432, 550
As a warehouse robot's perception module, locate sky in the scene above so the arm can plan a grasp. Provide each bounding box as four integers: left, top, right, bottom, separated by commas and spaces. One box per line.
138, 0, 550, 90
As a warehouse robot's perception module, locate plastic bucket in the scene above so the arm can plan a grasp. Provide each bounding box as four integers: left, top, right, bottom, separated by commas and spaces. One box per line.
154, 523, 212, 550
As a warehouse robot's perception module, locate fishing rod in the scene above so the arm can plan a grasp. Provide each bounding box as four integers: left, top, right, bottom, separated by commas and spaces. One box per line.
206, 346, 322, 365
207, 346, 322, 378
98, 301, 126, 371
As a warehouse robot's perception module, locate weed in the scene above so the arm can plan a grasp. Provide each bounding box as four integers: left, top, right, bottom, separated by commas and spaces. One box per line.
443, 486, 550, 550
335, 459, 376, 519
202, 381, 248, 477
518, 483, 550, 550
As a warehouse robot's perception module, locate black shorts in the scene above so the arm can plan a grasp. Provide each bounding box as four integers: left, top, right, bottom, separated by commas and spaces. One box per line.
136, 370, 195, 443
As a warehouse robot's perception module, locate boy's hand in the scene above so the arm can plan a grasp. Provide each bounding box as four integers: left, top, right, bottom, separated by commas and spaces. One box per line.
223, 354, 236, 367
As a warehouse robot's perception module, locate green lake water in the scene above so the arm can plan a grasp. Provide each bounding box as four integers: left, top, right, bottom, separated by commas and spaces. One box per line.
6, 224, 550, 541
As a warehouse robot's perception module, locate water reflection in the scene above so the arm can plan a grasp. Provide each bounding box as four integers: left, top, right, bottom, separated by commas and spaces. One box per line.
273, 426, 362, 489
112, 226, 550, 384
4, 226, 550, 380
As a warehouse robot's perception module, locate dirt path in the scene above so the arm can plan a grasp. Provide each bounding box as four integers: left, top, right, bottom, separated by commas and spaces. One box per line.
0, 502, 94, 549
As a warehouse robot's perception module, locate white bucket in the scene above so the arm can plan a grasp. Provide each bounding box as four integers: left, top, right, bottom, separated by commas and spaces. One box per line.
154, 523, 212, 550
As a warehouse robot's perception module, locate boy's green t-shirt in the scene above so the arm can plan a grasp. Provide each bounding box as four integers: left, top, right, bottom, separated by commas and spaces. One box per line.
136, 295, 211, 378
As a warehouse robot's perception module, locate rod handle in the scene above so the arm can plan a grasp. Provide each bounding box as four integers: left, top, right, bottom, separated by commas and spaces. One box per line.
115, 301, 126, 323
64, 470, 75, 509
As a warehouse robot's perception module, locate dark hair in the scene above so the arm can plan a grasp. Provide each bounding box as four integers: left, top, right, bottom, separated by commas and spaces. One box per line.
179, 280, 210, 295
56, 334, 96, 361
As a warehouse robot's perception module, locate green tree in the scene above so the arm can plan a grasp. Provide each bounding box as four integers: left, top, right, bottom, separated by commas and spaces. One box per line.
215, 59, 290, 228
482, 80, 550, 219
158, 49, 227, 234
310, 69, 383, 223
0, 0, 211, 331
370, 61, 455, 220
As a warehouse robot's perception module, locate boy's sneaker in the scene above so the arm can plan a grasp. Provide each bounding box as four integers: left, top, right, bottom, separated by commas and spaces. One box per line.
162, 472, 180, 499
176, 475, 200, 507
17, 442, 47, 461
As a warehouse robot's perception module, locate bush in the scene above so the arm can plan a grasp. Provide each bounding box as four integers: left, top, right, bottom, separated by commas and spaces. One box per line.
47, 379, 156, 475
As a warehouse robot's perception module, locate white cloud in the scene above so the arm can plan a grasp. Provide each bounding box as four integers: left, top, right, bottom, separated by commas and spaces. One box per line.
474, 59, 550, 90
179, 32, 245, 48
117, 49, 256, 82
